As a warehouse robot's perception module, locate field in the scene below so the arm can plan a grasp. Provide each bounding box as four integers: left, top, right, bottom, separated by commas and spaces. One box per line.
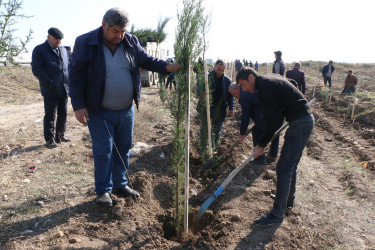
0, 63, 374, 249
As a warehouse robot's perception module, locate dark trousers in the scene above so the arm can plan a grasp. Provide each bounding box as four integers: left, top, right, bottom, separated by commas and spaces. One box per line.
341, 86, 356, 95
200, 115, 226, 152
270, 114, 314, 218
43, 97, 67, 142
324, 76, 332, 88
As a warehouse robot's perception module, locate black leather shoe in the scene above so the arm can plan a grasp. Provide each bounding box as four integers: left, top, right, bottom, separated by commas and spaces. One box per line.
96, 193, 112, 206
55, 136, 71, 143
112, 186, 140, 199
46, 139, 58, 149
254, 213, 283, 226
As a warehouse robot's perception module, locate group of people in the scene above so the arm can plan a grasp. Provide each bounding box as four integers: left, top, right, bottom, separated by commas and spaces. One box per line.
29, 6, 355, 228
235, 59, 259, 73
198, 56, 314, 226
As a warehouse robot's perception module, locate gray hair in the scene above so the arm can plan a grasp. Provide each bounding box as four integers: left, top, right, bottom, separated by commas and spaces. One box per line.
229, 83, 240, 91
103, 8, 129, 28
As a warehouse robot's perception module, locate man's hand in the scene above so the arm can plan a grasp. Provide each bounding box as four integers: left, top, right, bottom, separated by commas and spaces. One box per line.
228, 109, 235, 117
75, 108, 89, 126
238, 134, 245, 143
253, 145, 265, 159
166, 62, 180, 72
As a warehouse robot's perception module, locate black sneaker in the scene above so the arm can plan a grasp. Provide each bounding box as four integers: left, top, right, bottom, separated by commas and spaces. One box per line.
254, 213, 283, 226
96, 193, 112, 206
46, 139, 58, 149
112, 186, 140, 199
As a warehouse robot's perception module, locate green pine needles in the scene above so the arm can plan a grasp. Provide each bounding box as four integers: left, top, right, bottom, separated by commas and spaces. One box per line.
159, 0, 209, 232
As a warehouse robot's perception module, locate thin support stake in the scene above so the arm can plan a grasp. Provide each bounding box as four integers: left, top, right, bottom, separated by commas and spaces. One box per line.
184, 62, 191, 234
351, 86, 358, 120
204, 60, 212, 158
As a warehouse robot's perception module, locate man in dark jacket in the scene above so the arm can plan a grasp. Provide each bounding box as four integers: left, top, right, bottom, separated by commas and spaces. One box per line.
341, 70, 358, 95
272, 51, 285, 76
235, 59, 242, 74
286, 62, 306, 94
236, 68, 314, 226
229, 84, 280, 164
322, 60, 335, 88
197, 60, 235, 152
69, 8, 180, 207
31, 27, 70, 148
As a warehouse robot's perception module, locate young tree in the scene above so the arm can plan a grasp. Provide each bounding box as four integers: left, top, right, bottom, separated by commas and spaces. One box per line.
159, 0, 209, 233
0, 0, 33, 65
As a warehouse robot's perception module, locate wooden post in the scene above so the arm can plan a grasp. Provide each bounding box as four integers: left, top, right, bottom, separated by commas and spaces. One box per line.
232, 61, 236, 82
204, 60, 213, 157
351, 87, 358, 120
184, 62, 191, 234
328, 86, 334, 108
312, 85, 316, 98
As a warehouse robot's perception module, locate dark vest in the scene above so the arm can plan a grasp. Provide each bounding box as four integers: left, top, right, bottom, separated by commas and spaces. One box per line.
272, 59, 286, 76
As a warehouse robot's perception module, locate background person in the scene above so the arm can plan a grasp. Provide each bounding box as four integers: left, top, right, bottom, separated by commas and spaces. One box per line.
69, 8, 180, 207
31, 27, 70, 149
286, 62, 306, 94
272, 51, 285, 76
254, 61, 259, 72
197, 59, 235, 152
322, 60, 335, 88
341, 70, 358, 95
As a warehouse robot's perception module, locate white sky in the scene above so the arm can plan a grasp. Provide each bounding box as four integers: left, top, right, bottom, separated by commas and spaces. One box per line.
13, 0, 375, 63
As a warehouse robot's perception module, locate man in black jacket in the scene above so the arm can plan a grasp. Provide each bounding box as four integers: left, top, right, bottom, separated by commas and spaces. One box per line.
31, 28, 70, 148
236, 68, 314, 226
197, 60, 235, 152
286, 62, 306, 94
272, 51, 285, 76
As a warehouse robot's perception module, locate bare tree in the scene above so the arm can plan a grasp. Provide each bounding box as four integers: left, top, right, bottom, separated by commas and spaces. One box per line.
0, 0, 33, 65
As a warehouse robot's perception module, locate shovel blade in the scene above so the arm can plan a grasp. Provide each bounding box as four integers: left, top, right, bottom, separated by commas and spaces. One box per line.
203, 158, 216, 170
197, 194, 217, 219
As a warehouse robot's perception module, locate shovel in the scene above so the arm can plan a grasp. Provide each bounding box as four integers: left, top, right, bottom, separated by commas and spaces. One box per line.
197, 98, 316, 219
203, 125, 254, 170
197, 129, 280, 219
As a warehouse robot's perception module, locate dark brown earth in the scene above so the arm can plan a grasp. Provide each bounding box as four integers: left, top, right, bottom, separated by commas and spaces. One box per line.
1, 65, 374, 249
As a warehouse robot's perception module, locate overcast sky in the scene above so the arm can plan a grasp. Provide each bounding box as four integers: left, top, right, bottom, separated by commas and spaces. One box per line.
14, 0, 375, 63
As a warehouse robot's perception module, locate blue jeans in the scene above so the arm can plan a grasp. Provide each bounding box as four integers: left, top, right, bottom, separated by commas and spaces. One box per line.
43, 97, 67, 142
270, 114, 314, 218
87, 106, 134, 194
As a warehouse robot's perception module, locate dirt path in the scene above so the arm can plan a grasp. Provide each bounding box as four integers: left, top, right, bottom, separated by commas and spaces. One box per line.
1, 87, 374, 249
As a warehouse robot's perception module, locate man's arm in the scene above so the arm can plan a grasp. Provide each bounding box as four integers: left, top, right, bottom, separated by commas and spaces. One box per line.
31, 46, 53, 87
301, 72, 306, 94
69, 36, 89, 112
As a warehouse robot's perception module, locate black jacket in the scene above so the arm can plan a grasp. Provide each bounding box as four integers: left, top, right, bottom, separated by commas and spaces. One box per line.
31, 40, 69, 98
272, 58, 286, 76
255, 75, 311, 147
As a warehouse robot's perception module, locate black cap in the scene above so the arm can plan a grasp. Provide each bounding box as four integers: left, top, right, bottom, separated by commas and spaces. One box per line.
274, 51, 282, 57
48, 27, 64, 39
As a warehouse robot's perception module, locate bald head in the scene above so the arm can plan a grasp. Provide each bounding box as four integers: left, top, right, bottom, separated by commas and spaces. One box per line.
229, 83, 241, 98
